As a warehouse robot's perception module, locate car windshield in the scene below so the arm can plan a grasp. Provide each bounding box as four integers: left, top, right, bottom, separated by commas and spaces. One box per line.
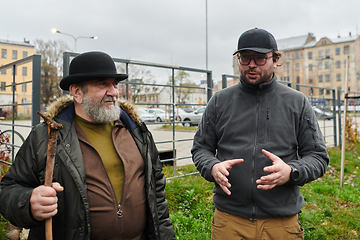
138, 109, 150, 114
154, 109, 165, 114
177, 109, 186, 114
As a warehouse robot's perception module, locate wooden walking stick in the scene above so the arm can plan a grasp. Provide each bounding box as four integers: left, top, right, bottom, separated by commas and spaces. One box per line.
37, 111, 63, 240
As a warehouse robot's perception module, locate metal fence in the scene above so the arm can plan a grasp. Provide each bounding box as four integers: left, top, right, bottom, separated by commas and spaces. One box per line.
3, 52, 358, 179
0, 54, 41, 166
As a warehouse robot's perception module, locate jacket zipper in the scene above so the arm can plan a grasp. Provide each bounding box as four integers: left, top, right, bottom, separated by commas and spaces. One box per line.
117, 204, 123, 218
251, 90, 261, 221
117, 203, 123, 239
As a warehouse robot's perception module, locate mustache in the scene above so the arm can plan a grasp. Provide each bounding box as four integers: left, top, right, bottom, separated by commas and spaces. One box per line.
244, 68, 261, 74
101, 96, 118, 104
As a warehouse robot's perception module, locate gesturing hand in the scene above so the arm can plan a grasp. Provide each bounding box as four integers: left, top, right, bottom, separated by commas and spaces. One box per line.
256, 149, 291, 190
211, 159, 244, 195
30, 182, 64, 221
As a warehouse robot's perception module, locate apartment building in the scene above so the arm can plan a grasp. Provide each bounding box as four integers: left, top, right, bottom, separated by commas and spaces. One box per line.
276, 33, 360, 100
276, 33, 316, 89
135, 85, 207, 108
0, 39, 35, 116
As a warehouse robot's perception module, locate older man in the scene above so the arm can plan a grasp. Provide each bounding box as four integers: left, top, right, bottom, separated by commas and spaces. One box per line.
0, 51, 175, 240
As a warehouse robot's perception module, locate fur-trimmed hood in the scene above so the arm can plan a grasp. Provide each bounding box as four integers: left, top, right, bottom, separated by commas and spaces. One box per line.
44, 95, 142, 125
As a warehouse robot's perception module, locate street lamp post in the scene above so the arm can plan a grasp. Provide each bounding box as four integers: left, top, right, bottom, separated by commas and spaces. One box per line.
51, 28, 98, 52
205, 0, 208, 70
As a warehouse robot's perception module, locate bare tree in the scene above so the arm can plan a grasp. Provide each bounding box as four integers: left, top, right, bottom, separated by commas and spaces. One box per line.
116, 64, 154, 103
168, 70, 195, 104
34, 39, 71, 105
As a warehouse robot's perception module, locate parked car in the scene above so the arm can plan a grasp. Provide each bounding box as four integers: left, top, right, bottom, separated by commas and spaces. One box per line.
145, 108, 168, 122
182, 106, 206, 127
170, 108, 187, 122
137, 108, 156, 122
183, 108, 194, 113
312, 106, 334, 120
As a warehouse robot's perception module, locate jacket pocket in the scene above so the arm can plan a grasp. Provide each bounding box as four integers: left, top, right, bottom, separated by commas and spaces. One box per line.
304, 113, 319, 148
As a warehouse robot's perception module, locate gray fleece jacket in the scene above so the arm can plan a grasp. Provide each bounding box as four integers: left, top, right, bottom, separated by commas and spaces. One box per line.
191, 76, 329, 219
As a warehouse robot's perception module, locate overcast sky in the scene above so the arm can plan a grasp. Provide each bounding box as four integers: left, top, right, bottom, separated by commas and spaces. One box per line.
2, 0, 360, 84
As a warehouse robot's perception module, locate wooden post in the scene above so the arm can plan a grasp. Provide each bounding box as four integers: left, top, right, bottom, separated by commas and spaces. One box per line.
340, 56, 350, 188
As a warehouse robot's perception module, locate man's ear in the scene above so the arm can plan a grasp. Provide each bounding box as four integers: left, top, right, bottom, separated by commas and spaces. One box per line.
273, 56, 280, 69
69, 84, 84, 104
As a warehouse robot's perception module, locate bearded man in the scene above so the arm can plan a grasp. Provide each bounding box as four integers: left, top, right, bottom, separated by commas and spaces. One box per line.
191, 28, 329, 240
0, 51, 175, 240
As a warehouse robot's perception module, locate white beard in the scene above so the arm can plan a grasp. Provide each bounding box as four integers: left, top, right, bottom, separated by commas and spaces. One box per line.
82, 95, 121, 123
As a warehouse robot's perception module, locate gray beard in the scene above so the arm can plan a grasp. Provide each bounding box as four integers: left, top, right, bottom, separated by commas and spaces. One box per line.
82, 95, 121, 124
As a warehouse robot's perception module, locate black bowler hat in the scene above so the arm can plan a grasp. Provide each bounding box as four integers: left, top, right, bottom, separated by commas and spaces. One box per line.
233, 28, 278, 55
60, 51, 128, 90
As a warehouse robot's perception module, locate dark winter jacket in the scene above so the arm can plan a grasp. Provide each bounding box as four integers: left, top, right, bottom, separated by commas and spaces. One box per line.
192, 76, 329, 219
0, 95, 175, 240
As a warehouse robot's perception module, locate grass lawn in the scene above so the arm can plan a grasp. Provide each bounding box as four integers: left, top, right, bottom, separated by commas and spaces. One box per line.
164, 143, 360, 240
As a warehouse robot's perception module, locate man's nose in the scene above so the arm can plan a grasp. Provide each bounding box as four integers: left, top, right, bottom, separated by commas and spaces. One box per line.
107, 84, 119, 97
248, 58, 257, 67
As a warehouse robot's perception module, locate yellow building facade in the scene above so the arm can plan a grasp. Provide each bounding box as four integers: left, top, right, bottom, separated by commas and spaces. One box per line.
0, 40, 35, 116
276, 33, 360, 101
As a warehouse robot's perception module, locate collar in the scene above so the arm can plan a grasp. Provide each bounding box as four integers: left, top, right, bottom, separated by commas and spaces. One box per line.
238, 74, 277, 93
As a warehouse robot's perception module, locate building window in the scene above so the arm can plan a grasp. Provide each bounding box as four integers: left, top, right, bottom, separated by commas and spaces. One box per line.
336, 61, 341, 68
319, 89, 324, 95
22, 83, 27, 92
1, 68, 5, 75
308, 51, 312, 59
319, 50, 324, 59
319, 75, 323, 82
296, 76, 300, 83
336, 48, 340, 55
337, 74, 341, 81
309, 76, 313, 83
326, 90, 330, 95
325, 49, 330, 58
12, 50, 17, 60
296, 63, 299, 71
309, 64, 313, 71
325, 61, 330, 69
1, 49, 6, 59
0, 82, 5, 91
23, 51, 28, 58
295, 51, 300, 59
344, 45, 350, 54
318, 62, 323, 70
22, 67, 27, 76
325, 74, 330, 82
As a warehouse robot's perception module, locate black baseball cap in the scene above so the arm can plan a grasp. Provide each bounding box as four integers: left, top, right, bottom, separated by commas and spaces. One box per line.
233, 28, 278, 55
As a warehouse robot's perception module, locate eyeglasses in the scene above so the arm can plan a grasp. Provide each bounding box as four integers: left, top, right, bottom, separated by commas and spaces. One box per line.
238, 55, 273, 66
